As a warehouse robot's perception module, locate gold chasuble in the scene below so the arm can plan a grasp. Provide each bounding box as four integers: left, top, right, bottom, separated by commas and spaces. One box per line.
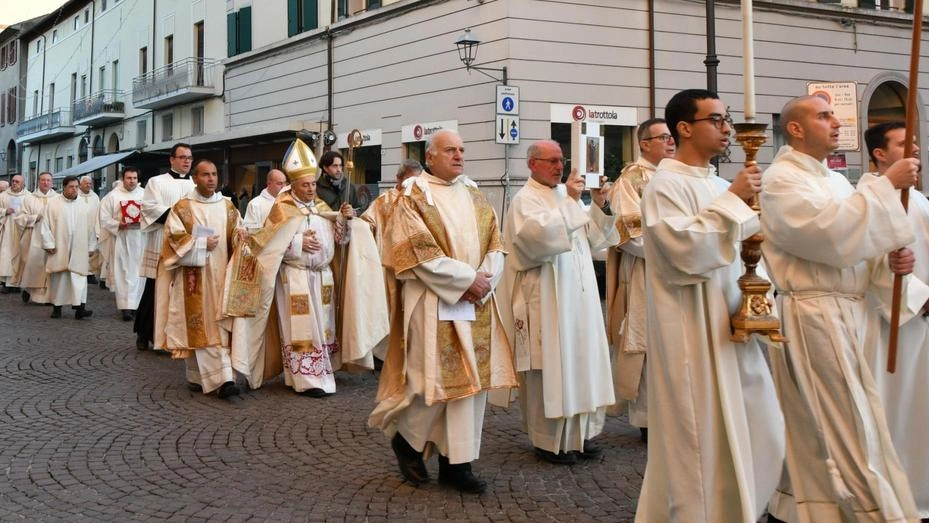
375, 179, 516, 410
160, 195, 241, 359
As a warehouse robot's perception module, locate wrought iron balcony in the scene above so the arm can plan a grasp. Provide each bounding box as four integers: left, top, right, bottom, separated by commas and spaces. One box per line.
16, 109, 77, 144
132, 57, 219, 110
73, 90, 126, 126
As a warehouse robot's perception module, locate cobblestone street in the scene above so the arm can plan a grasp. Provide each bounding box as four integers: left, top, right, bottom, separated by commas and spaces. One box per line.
0, 285, 646, 521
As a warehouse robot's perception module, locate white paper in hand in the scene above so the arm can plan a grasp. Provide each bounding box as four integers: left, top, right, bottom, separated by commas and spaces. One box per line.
439, 300, 476, 321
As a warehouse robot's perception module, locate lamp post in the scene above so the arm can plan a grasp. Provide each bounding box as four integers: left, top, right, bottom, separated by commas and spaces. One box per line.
454, 28, 508, 85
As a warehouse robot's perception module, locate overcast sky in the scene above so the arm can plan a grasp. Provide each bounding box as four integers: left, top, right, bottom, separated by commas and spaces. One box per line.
1, 0, 68, 27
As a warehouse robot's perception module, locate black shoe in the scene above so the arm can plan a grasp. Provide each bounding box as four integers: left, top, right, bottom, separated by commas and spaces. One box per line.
217, 381, 240, 399
121, 310, 133, 321
136, 336, 150, 351
50, 306, 62, 319
21, 290, 29, 303
573, 440, 603, 460
75, 305, 93, 319
98, 280, 107, 289
87, 275, 98, 284
390, 433, 429, 485
299, 388, 332, 398
639, 428, 648, 444
535, 447, 578, 465
187, 382, 203, 393
438, 456, 486, 494
1, 286, 16, 294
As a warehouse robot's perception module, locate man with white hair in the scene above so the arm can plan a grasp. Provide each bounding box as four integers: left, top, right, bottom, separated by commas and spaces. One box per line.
16, 172, 57, 304
243, 169, 287, 231
0, 175, 27, 293
369, 129, 517, 494
0, 180, 8, 193
78, 176, 102, 284
99, 167, 146, 321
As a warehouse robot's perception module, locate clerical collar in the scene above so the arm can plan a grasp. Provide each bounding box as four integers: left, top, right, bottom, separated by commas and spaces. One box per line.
169, 170, 188, 179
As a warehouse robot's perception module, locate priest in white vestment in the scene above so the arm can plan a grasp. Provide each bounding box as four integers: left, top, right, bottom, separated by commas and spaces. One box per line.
78, 176, 102, 281
242, 169, 287, 232
634, 90, 785, 523
499, 140, 618, 465
159, 159, 246, 399
96, 180, 123, 291
858, 121, 929, 520
134, 143, 194, 351
762, 97, 921, 523
40, 176, 97, 319
99, 167, 145, 320
368, 130, 517, 494
15, 172, 57, 304
0, 175, 28, 291
605, 118, 675, 442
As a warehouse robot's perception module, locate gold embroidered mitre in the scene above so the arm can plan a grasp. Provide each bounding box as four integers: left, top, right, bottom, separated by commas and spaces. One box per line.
282, 138, 318, 181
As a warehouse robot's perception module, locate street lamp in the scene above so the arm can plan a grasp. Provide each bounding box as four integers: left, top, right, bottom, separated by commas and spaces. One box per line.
454, 28, 508, 85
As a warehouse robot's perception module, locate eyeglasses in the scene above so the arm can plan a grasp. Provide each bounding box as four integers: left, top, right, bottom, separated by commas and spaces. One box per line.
642, 134, 673, 143
172, 155, 193, 161
689, 114, 734, 129
532, 157, 565, 165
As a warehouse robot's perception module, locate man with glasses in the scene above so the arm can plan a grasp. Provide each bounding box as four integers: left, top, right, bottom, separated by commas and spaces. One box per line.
134, 143, 195, 351
499, 140, 618, 465
606, 118, 675, 444
634, 89, 784, 522
762, 97, 921, 522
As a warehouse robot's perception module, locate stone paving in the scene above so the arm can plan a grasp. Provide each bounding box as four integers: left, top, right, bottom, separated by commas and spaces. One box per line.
0, 284, 647, 522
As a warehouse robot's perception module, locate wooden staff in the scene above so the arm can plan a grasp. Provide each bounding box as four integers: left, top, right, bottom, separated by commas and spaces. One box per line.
888, 0, 924, 374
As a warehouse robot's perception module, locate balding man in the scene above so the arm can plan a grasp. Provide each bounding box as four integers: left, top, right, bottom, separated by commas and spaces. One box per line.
499, 140, 618, 464
0, 175, 28, 293
369, 130, 517, 494
243, 169, 287, 232
761, 95, 921, 522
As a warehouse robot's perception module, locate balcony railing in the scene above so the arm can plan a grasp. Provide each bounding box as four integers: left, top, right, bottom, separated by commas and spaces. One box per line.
132, 57, 218, 109
73, 90, 126, 123
17, 109, 74, 139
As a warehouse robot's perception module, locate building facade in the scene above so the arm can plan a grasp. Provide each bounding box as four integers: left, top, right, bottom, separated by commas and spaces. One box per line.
221, 0, 929, 213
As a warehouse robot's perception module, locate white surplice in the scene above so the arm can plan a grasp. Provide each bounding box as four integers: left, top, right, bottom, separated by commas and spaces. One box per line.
14, 189, 57, 302
0, 188, 28, 283
499, 178, 618, 454
606, 157, 655, 426
761, 147, 920, 523
634, 159, 785, 523
139, 172, 195, 279
40, 194, 97, 306
79, 190, 101, 276
858, 172, 929, 519
242, 188, 276, 232
99, 183, 145, 309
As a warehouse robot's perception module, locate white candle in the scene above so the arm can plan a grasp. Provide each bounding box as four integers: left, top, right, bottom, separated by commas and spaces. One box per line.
742, 0, 756, 121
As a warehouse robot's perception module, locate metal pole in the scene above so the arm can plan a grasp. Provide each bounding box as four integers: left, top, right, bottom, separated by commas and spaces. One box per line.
704, 0, 719, 93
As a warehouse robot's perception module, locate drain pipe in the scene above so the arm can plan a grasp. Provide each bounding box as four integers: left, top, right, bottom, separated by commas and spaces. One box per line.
647, 0, 656, 117
327, 26, 334, 134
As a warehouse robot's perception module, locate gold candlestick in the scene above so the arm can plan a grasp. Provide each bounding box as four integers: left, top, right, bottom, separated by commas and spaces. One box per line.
729, 122, 786, 343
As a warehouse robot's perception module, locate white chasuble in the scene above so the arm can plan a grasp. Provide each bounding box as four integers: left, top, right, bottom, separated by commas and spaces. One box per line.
634, 159, 784, 523
15, 189, 57, 301
499, 178, 618, 454
0, 188, 28, 282
40, 194, 97, 306
762, 147, 920, 523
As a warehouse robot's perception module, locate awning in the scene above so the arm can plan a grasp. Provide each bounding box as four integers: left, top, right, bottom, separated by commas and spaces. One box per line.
52, 150, 140, 179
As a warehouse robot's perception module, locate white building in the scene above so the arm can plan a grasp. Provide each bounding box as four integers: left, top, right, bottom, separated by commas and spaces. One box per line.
219, 0, 929, 212
16, 0, 226, 191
